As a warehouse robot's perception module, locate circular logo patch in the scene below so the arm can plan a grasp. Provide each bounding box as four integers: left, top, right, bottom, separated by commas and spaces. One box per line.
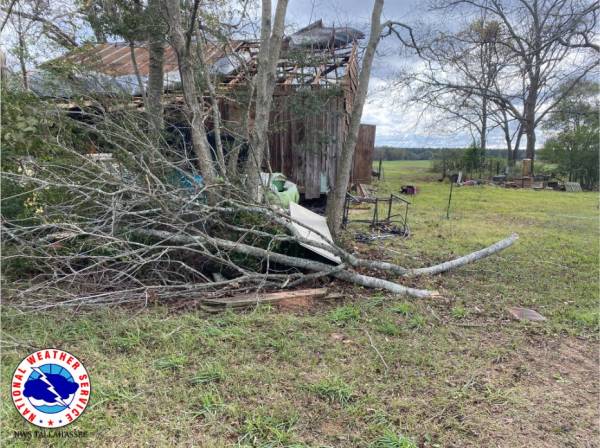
11, 349, 91, 428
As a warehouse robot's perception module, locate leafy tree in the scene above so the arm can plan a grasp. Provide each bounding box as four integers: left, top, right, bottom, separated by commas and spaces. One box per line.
543, 80, 599, 132
463, 142, 485, 175
540, 126, 598, 189
540, 80, 599, 189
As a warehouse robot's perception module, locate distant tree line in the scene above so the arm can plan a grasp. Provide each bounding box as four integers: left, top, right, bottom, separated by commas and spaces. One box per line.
430, 144, 508, 179
374, 146, 525, 161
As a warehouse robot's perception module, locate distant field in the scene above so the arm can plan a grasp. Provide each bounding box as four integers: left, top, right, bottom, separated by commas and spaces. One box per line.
2, 160, 598, 447
375, 159, 432, 172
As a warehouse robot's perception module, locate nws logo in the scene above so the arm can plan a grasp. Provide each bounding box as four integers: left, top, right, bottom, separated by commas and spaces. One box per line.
11, 349, 91, 428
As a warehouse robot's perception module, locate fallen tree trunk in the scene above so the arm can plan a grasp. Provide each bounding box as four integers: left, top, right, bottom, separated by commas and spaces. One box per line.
140, 228, 437, 298
403, 233, 519, 277
213, 202, 518, 279
25, 225, 517, 301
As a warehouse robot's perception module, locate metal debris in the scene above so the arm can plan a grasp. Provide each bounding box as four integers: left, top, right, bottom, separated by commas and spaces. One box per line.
507, 307, 546, 322
289, 202, 341, 264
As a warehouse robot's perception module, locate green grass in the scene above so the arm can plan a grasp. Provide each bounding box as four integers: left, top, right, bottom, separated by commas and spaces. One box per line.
307, 377, 354, 405
328, 305, 361, 326
189, 363, 226, 385
391, 301, 413, 316
1, 160, 598, 447
451, 306, 468, 319
371, 431, 417, 448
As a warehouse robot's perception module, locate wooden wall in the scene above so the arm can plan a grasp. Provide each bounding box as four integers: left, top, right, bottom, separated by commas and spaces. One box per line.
216, 42, 372, 200
351, 124, 376, 184
268, 92, 346, 199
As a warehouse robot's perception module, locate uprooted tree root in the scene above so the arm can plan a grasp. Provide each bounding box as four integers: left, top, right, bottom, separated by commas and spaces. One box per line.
1, 113, 518, 310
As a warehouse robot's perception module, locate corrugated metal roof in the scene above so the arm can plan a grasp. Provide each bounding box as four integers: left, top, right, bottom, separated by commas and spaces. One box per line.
61, 41, 241, 77
32, 22, 361, 98
31, 40, 257, 97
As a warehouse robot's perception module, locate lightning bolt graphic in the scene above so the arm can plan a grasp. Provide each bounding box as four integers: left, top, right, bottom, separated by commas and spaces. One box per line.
31, 367, 71, 409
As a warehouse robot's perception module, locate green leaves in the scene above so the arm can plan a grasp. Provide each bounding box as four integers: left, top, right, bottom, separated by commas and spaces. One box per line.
540, 125, 599, 189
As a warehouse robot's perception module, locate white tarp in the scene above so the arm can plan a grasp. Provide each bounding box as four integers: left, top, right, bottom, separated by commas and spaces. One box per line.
289, 202, 341, 264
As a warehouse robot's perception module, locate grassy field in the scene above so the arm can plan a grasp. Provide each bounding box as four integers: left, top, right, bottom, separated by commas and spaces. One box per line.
2, 160, 598, 447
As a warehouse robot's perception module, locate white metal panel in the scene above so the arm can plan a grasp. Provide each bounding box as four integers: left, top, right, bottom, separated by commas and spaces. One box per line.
289, 202, 341, 264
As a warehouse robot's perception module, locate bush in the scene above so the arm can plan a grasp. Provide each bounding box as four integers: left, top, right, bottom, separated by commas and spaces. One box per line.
539, 125, 599, 190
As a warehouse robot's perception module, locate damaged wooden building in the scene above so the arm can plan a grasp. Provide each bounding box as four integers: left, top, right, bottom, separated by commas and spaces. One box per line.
30, 20, 376, 199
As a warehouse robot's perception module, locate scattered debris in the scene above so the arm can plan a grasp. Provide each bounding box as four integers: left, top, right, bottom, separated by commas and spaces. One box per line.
400, 185, 417, 195
564, 182, 583, 192
547, 180, 561, 190
354, 232, 396, 243
289, 202, 341, 263
357, 183, 376, 199
261, 172, 300, 207
343, 193, 410, 237
532, 181, 545, 190
507, 307, 546, 322
461, 179, 482, 186
287, 20, 365, 49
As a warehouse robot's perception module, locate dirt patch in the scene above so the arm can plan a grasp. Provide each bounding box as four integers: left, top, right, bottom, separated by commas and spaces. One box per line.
275, 296, 316, 312
477, 335, 599, 448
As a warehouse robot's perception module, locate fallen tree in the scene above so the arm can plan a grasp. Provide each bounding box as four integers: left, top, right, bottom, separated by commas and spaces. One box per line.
2, 81, 520, 310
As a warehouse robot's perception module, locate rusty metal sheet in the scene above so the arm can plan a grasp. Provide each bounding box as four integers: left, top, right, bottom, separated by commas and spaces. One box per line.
60, 42, 234, 77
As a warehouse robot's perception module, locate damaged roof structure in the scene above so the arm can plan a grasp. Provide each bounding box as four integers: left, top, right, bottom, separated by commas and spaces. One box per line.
31, 20, 376, 199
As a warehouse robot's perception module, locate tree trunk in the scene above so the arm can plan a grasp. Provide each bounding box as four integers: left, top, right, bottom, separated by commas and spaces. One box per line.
129, 41, 146, 100
16, 12, 28, 90
146, 0, 165, 133
196, 29, 227, 177
165, 0, 216, 185
243, 0, 289, 201
228, 83, 255, 176
17, 30, 28, 89
502, 122, 512, 165
480, 96, 487, 151
524, 88, 536, 162
523, 73, 538, 170
326, 0, 384, 238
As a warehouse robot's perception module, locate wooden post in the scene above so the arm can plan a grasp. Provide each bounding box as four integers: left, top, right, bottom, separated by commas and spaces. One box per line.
446, 181, 454, 219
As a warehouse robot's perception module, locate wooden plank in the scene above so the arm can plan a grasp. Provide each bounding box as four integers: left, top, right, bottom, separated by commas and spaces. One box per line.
202, 288, 329, 306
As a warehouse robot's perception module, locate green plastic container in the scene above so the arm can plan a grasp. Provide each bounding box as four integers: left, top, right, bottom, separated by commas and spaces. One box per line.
273, 179, 286, 192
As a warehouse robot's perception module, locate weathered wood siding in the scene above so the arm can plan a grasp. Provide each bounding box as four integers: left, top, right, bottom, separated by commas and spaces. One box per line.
267, 42, 367, 199
268, 91, 346, 199
216, 42, 370, 199
351, 124, 376, 184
